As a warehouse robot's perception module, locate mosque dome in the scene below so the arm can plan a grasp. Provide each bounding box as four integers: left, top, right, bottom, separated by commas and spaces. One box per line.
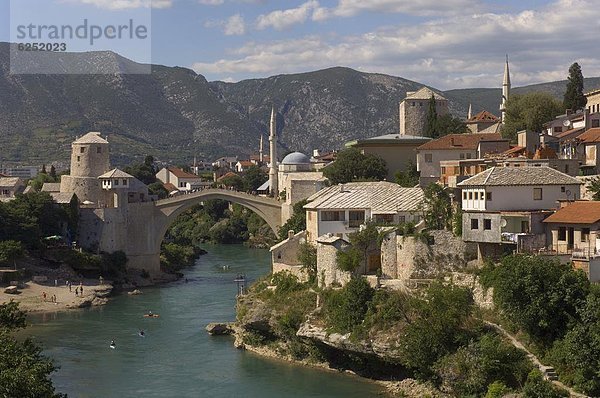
281, 152, 311, 165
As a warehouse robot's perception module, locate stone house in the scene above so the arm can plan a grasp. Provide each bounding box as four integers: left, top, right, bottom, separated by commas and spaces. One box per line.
156, 167, 204, 193
235, 160, 254, 173
270, 230, 310, 283
543, 109, 600, 137
466, 110, 500, 133
345, 133, 431, 182
304, 182, 424, 243
416, 133, 508, 186
543, 201, 600, 282
586, 88, 600, 115
399, 87, 448, 137
458, 166, 581, 261
0, 177, 25, 201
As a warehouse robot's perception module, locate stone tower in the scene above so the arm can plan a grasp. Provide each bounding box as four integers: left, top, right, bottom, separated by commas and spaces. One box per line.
399, 87, 449, 137
59, 132, 111, 203
500, 55, 511, 124
268, 107, 279, 196
259, 134, 264, 164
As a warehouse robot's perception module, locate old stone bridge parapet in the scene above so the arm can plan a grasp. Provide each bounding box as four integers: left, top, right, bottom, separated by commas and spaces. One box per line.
124, 189, 283, 273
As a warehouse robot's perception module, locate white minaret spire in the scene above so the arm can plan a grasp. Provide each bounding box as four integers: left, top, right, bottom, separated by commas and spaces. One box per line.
500, 54, 511, 124
467, 103, 472, 120
259, 134, 264, 164
268, 106, 278, 196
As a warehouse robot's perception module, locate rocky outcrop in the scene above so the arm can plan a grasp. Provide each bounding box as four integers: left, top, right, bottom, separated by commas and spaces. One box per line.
206, 322, 234, 336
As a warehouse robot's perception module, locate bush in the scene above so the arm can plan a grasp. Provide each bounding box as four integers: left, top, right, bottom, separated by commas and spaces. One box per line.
323, 277, 375, 333
485, 381, 510, 398
522, 370, 568, 398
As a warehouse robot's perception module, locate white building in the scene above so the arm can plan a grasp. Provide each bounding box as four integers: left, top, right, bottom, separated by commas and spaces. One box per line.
458, 166, 581, 260
304, 182, 424, 242
156, 167, 204, 193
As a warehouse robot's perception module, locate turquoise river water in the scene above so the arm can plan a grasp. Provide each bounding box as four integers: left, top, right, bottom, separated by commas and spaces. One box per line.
24, 244, 383, 398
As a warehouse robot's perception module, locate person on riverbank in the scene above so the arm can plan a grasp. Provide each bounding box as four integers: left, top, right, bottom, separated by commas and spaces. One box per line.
68, 282, 72, 292
75, 287, 79, 296
80, 283, 84, 295
42, 291, 47, 302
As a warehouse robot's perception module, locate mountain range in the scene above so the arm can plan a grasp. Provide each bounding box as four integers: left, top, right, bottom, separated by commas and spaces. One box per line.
1, 42, 599, 167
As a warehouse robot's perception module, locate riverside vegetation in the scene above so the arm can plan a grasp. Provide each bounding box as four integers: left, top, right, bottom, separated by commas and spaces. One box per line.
234, 223, 592, 397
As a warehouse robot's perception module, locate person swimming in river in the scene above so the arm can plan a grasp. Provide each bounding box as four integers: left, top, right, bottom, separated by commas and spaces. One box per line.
110, 340, 116, 349
139, 330, 145, 337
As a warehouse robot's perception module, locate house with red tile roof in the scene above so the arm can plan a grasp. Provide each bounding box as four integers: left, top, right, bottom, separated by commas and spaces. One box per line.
466, 110, 500, 133
156, 167, 203, 193
544, 200, 600, 281
416, 133, 509, 186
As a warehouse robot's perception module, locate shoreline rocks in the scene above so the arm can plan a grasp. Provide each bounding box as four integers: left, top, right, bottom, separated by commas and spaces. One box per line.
205, 322, 235, 335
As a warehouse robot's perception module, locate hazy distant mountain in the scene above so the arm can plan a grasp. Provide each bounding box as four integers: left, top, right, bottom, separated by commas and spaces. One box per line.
1, 42, 598, 166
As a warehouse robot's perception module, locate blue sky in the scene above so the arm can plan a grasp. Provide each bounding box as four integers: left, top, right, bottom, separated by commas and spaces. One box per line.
1, 0, 598, 89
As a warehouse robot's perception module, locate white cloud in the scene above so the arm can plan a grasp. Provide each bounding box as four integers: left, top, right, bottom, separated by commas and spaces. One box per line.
255, 0, 319, 31
325, 0, 481, 18
224, 14, 246, 35
193, 0, 600, 89
204, 13, 247, 35
64, 0, 172, 9
198, 0, 224, 5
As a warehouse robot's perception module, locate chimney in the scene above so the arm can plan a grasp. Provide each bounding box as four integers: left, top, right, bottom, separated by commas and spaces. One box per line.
566, 109, 573, 116
339, 184, 345, 192
288, 230, 295, 240
450, 137, 455, 146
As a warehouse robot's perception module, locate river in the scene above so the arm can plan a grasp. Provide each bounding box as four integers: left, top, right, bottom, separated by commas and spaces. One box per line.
25, 244, 383, 398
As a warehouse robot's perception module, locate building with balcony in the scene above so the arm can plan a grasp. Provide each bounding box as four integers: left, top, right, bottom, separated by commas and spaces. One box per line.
544, 201, 600, 282
458, 166, 581, 261
304, 182, 424, 242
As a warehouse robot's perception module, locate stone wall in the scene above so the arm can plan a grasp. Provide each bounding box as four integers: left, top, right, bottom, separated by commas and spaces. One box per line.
70, 142, 110, 178
446, 272, 494, 310
272, 264, 309, 283
60, 176, 105, 204
316, 239, 352, 287
381, 229, 476, 283
400, 98, 448, 137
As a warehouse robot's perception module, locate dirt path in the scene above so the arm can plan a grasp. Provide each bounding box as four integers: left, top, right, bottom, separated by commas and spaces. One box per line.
484, 320, 588, 398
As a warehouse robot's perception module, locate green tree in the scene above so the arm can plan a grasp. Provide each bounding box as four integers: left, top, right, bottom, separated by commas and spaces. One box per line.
585, 176, 600, 201
0, 240, 24, 267
564, 62, 587, 111
422, 183, 452, 230
278, 199, 308, 241
397, 283, 475, 378
425, 93, 438, 138
522, 370, 568, 398
49, 165, 57, 179
242, 165, 268, 192
434, 333, 531, 397
297, 242, 317, 284
336, 222, 381, 272
0, 301, 65, 398
436, 114, 469, 136
394, 160, 419, 187
481, 255, 589, 346
502, 92, 564, 141
148, 182, 169, 199
322, 148, 387, 184
220, 174, 244, 191
324, 277, 375, 333
124, 157, 157, 185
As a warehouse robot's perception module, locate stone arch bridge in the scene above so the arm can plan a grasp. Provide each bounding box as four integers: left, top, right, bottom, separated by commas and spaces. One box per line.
122, 189, 282, 273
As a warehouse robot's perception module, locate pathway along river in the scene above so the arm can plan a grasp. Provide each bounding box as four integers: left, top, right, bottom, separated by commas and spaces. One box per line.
24, 244, 383, 398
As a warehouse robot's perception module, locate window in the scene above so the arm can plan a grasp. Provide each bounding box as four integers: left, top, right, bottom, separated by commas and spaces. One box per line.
471, 218, 479, 230
419, 102, 423, 106
424, 153, 433, 163
441, 167, 446, 174
374, 214, 394, 224
468, 192, 473, 200
398, 216, 406, 224
114, 179, 119, 186
80, 147, 86, 153
460, 153, 465, 160
593, 119, 600, 128
77, 156, 80, 162
474, 192, 479, 200
412, 102, 415, 106
561, 186, 566, 193
486, 192, 492, 201
558, 227, 566, 241
349, 211, 365, 227
533, 188, 543, 200
582, 228, 590, 242
321, 211, 345, 222
484, 219, 492, 230
463, 191, 467, 200
554, 126, 562, 134
466, 153, 472, 159
122, 179, 127, 185
97, 146, 102, 154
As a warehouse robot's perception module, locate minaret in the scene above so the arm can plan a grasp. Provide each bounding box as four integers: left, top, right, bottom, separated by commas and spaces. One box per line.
259, 134, 264, 164
500, 55, 511, 124
268, 107, 278, 196
467, 103, 472, 120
